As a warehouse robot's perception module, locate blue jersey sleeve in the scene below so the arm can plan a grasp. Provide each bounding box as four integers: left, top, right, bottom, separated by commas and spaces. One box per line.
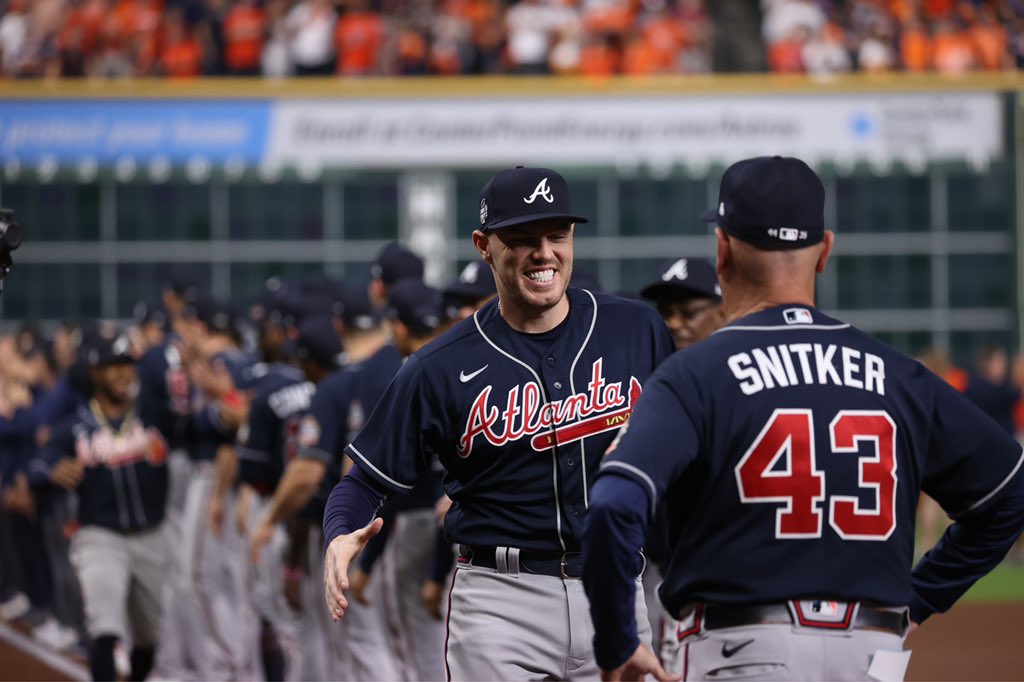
598, 355, 702, 512
298, 375, 345, 466
344, 354, 444, 493
27, 419, 76, 487
237, 394, 277, 487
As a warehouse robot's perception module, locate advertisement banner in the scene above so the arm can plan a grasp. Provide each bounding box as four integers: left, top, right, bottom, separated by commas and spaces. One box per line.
265, 92, 1002, 168
0, 100, 271, 164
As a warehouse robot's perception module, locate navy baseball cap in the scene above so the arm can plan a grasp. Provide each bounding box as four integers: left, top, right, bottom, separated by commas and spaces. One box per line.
371, 242, 425, 286
442, 260, 497, 301
85, 331, 135, 367
186, 297, 235, 335
699, 156, 825, 251
333, 286, 380, 331
293, 315, 343, 368
640, 258, 721, 302
478, 166, 588, 232
388, 280, 443, 337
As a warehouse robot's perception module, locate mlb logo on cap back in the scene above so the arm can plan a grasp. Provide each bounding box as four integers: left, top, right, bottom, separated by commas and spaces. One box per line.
478, 166, 589, 232
699, 156, 825, 251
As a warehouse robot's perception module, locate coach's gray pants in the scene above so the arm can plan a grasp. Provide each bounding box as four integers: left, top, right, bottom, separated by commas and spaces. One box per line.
447, 555, 650, 680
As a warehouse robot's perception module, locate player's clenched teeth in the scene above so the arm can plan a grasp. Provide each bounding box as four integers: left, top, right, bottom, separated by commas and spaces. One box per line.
526, 269, 555, 283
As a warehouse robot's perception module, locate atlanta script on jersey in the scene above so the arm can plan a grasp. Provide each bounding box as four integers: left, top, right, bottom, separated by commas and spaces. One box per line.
346, 288, 675, 552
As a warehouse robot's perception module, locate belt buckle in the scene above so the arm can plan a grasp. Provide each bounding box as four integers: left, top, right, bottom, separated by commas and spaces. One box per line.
560, 551, 582, 579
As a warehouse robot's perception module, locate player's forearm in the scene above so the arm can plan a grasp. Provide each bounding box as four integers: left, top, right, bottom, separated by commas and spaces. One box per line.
264, 459, 326, 525
212, 444, 239, 497
322, 463, 390, 553
910, 472, 1024, 623
581, 473, 650, 671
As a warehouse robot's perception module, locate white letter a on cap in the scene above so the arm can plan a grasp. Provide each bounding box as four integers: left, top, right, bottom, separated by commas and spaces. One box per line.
523, 178, 554, 204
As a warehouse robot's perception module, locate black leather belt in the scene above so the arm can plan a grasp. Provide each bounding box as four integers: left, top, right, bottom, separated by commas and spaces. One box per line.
700, 602, 908, 636
458, 544, 583, 579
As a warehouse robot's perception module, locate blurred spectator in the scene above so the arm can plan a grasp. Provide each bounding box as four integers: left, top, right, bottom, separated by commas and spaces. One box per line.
157, 9, 202, 77
262, 0, 293, 77
505, 0, 556, 74
762, 0, 825, 46
932, 17, 975, 73
970, 5, 1009, 70
857, 20, 896, 72
964, 346, 1021, 436
334, 0, 386, 76
223, 0, 266, 76
802, 21, 851, 74
286, 0, 337, 76
899, 16, 933, 71
768, 25, 808, 72
0, 0, 29, 76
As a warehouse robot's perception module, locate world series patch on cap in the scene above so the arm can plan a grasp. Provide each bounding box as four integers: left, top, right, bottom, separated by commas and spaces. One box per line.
699, 155, 825, 251
478, 167, 589, 231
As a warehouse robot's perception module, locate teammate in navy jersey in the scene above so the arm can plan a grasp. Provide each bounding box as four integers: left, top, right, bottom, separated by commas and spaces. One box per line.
582, 156, 1024, 682
35, 331, 170, 682
323, 166, 675, 679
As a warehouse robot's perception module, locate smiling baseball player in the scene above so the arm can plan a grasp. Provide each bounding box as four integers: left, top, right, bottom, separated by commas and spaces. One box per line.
322, 166, 675, 679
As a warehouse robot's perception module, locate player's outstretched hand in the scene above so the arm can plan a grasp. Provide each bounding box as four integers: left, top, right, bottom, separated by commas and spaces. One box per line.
323, 517, 384, 621
601, 643, 679, 682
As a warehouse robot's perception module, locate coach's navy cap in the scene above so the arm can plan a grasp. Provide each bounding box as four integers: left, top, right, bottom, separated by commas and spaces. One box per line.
294, 315, 343, 368
641, 258, 721, 302
86, 331, 135, 367
478, 167, 588, 231
371, 242, 425, 286
699, 156, 825, 250
333, 286, 380, 331
388, 280, 443, 337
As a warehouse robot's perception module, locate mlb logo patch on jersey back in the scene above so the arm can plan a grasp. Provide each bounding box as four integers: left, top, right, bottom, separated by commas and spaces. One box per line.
783, 308, 814, 325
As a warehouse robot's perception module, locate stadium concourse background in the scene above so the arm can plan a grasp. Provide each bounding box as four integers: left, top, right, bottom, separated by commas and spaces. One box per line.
0, 73, 1022, 680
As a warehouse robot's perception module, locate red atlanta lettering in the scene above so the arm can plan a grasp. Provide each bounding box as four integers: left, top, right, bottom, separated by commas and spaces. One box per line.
75, 423, 168, 468
458, 358, 635, 457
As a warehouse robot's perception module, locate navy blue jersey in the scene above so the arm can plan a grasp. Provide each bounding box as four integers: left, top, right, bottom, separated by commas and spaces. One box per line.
137, 342, 194, 451
190, 349, 262, 462
346, 289, 675, 551
601, 305, 1024, 615
237, 372, 316, 496
297, 344, 403, 518
37, 404, 168, 532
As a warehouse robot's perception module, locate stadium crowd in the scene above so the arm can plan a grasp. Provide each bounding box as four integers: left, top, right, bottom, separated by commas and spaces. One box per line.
0, 0, 1022, 79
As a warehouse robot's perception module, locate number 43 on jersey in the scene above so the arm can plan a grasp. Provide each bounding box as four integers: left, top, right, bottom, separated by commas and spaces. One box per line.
735, 409, 897, 541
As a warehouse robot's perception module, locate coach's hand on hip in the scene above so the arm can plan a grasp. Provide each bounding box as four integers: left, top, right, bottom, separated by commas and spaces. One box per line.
323, 516, 384, 621
602, 643, 678, 682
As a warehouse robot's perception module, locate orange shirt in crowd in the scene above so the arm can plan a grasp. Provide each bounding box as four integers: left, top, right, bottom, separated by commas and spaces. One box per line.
922, 0, 953, 20
60, 0, 108, 57
335, 11, 386, 75
579, 39, 619, 76
397, 28, 427, 72
622, 35, 664, 74
899, 26, 932, 71
767, 36, 805, 73
642, 13, 683, 70
223, 5, 267, 72
932, 28, 975, 72
970, 21, 1007, 70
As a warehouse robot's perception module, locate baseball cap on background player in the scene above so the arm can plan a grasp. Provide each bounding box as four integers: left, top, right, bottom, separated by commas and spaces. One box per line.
372, 242, 425, 285
478, 166, 589, 231
640, 258, 722, 303
441, 260, 497, 317
333, 285, 381, 332
85, 331, 135, 367
699, 155, 825, 250
133, 301, 168, 330
292, 315, 343, 368
387, 279, 443, 337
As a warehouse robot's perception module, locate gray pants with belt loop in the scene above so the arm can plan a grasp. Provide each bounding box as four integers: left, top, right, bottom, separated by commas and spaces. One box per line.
446, 547, 651, 681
